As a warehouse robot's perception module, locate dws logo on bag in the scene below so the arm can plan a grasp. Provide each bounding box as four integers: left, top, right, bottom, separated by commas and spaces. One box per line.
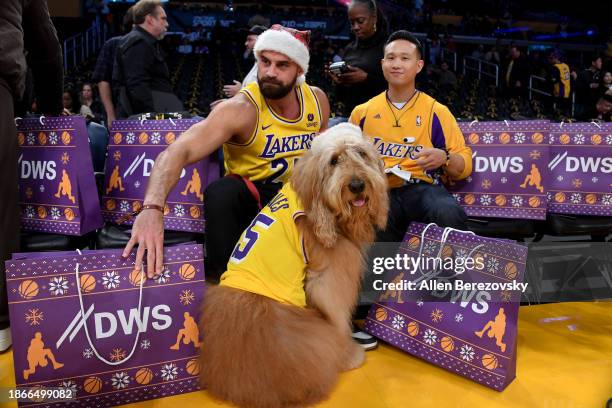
548, 151, 612, 173
18, 154, 57, 180
472, 151, 524, 173
56, 304, 173, 348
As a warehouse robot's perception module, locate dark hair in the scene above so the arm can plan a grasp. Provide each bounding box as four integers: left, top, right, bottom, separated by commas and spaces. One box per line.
122, 6, 135, 33
385, 30, 423, 59
132, 0, 162, 25
349, 0, 389, 35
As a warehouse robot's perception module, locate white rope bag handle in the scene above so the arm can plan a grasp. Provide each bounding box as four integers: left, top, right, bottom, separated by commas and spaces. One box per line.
74, 249, 145, 365
412, 223, 485, 282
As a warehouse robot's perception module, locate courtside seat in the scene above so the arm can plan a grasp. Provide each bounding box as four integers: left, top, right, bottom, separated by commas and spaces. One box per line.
95, 224, 204, 249
537, 214, 612, 241
466, 217, 536, 241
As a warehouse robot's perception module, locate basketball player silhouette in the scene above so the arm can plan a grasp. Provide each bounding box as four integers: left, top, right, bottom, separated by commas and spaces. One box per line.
23, 332, 63, 380
170, 312, 202, 350
180, 168, 204, 201
474, 308, 507, 352
54, 169, 75, 203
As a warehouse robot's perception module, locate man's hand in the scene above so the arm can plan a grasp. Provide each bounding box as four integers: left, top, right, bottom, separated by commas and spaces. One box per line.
414, 148, 447, 171
223, 80, 242, 98
336, 66, 368, 85
122, 208, 165, 279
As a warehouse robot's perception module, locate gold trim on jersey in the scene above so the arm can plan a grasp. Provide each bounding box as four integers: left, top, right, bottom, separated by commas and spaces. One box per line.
264, 86, 305, 124
226, 88, 260, 147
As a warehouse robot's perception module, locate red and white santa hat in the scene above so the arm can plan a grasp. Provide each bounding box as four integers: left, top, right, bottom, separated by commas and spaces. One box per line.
254, 24, 311, 85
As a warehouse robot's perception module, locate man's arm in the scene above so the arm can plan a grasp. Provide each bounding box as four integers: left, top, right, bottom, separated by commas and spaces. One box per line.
312, 86, 330, 131
98, 81, 116, 126
122, 96, 256, 277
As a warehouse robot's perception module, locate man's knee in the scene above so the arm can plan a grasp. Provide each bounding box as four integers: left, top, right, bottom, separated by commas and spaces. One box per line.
426, 197, 467, 229
204, 177, 248, 212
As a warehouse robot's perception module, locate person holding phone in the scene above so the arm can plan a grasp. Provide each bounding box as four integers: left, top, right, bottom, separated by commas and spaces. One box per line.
327, 0, 388, 127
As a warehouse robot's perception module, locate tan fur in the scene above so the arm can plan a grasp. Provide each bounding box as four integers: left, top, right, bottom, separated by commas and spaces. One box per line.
200, 125, 388, 408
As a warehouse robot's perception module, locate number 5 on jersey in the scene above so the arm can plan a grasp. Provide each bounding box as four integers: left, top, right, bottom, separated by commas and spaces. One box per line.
230, 213, 276, 263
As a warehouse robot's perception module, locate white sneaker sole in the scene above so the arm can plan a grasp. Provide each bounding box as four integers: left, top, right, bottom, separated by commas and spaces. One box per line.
0, 328, 12, 353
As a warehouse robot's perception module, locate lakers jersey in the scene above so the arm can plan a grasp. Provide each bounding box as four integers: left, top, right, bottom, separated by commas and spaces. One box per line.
349, 91, 472, 188
553, 63, 571, 98
223, 81, 323, 183
219, 183, 308, 307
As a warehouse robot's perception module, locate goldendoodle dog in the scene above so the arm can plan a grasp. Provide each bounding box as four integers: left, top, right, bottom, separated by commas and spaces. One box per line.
200, 123, 388, 408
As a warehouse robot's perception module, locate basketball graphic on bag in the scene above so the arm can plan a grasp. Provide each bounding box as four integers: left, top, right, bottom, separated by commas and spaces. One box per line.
531, 132, 543, 144
468, 133, 479, 144
37, 206, 47, 219
482, 353, 499, 370
133, 201, 142, 212
586, 194, 597, 205
440, 336, 454, 352
407, 321, 419, 337
528, 196, 540, 207
61, 131, 71, 145
165, 132, 176, 144
64, 208, 75, 221
106, 199, 116, 211
129, 268, 145, 286
18, 132, 25, 145
591, 134, 602, 145
113, 133, 122, 144
186, 359, 201, 375
442, 245, 453, 259
504, 262, 518, 279
179, 263, 196, 280
80, 274, 96, 293
464, 194, 476, 205
495, 195, 506, 206
164, 204, 170, 215
38, 132, 47, 145
135, 368, 154, 385
83, 377, 103, 394
554, 192, 565, 203
189, 205, 201, 218
407, 236, 420, 250
559, 134, 570, 144
139, 132, 149, 144
499, 132, 510, 144
18, 280, 39, 300
375, 307, 388, 322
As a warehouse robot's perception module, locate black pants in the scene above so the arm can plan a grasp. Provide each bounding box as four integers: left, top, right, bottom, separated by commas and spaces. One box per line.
377, 182, 468, 242
0, 78, 19, 330
204, 176, 282, 280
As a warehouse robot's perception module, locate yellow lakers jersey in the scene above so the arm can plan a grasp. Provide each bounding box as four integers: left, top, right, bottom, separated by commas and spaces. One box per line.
349, 91, 472, 188
223, 81, 323, 183
219, 183, 308, 307
553, 63, 571, 98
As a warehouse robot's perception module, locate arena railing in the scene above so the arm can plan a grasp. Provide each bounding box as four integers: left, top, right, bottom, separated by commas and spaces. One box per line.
440, 48, 458, 71
462, 56, 499, 87
63, 17, 109, 73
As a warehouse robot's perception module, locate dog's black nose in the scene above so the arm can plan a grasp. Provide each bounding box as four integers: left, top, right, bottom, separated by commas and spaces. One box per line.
349, 178, 365, 194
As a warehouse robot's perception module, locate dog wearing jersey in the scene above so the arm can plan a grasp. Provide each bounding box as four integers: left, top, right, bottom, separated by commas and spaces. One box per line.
200, 123, 388, 408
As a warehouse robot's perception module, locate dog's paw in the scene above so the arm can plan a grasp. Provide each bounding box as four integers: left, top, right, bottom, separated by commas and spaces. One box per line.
343, 342, 365, 371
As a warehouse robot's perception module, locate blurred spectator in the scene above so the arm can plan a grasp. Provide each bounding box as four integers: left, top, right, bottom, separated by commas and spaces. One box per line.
574, 54, 602, 119
62, 88, 79, 115
576, 88, 612, 122
548, 51, 571, 117
484, 43, 501, 64
437, 61, 457, 94
427, 34, 441, 65
92, 7, 134, 127
503, 45, 529, 98
471, 44, 485, 60
600, 70, 612, 93
209, 25, 267, 110
115, 0, 183, 117
79, 83, 105, 123
328, 0, 388, 124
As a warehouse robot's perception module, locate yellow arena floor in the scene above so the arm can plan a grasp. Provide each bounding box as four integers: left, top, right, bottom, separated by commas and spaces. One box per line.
1, 301, 610, 408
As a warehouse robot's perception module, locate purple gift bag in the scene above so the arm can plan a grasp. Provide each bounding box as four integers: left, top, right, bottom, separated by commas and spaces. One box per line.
6, 244, 205, 407
101, 119, 220, 232
17, 116, 103, 235
446, 120, 550, 220
365, 222, 527, 390
547, 122, 612, 216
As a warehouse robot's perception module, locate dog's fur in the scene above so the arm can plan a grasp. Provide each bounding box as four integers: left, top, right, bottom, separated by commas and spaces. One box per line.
200, 123, 389, 408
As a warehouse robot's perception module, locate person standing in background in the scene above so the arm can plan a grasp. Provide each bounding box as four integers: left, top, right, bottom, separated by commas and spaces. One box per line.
328, 0, 388, 126
0, 0, 63, 352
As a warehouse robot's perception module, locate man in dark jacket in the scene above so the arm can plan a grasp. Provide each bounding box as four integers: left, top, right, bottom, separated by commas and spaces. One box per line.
503, 46, 530, 98
0, 0, 63, 352
114, 0, 183, 118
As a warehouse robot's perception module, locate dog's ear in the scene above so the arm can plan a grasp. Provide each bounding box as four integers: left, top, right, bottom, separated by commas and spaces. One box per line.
291, 149, 338, 248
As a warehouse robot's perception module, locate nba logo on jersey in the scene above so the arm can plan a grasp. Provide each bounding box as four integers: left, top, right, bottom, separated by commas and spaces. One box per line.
416, 115, 421, 126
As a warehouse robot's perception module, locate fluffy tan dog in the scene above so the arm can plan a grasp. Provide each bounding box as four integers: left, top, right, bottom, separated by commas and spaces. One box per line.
200, 123, 388, 408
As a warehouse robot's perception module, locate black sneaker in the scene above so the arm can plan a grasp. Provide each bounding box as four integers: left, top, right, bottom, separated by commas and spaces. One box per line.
351, 326, 378, 350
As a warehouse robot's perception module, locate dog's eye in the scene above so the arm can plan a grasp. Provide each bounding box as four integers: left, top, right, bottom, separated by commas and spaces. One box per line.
356, 149, 367, 158
330, 156, 338, 166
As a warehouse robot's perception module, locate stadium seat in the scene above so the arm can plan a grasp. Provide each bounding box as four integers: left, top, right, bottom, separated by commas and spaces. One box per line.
95, 224, 204, 249
535, 214, 612, 241
466, 217, 536, 241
